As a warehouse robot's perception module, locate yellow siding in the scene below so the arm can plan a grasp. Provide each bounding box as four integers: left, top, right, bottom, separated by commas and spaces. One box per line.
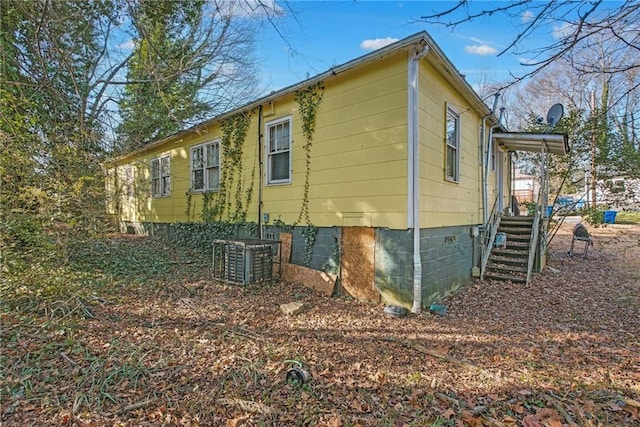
107, 51, 410, 229
417, 60, 484, 227
107, 45, 498, 231
261, 53, 409, 228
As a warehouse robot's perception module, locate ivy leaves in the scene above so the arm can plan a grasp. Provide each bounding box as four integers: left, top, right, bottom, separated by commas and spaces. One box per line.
294, 82, 324, 266
293, 82, 324, 228
295, 82, 325, 144
197, 111, 254, 223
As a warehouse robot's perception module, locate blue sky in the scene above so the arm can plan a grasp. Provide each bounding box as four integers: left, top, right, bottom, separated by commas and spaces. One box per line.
254, 1, 564, 93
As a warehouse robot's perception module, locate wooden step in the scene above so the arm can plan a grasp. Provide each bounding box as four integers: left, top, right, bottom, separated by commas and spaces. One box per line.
506, 234, 531, 241
498, 226, 532, 235
500, 215, 533, 223
492, 248, 529, 257
486, 263, 527, 274
484, 272, 526, 283
487, 256, 528, 267
500, 220, 534, 227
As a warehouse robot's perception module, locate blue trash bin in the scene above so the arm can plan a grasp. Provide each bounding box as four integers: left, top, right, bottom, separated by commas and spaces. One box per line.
604, 210, 617, 224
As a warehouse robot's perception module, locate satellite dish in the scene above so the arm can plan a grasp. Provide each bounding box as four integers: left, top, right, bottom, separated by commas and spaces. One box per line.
546, 103, 564, 127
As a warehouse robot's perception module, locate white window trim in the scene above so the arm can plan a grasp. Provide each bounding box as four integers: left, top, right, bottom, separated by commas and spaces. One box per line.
445, 105, 460, 183
151, 155, 171, 198
265, 115, 292, 185
190, 140, 221, 193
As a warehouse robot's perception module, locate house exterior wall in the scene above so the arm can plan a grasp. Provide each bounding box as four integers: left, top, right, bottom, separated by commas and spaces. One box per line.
375, 225, 474, 308
107, 32, 508, 309
112, 52, 410, 229
417, 60, 484, 227
267, 53, 409, 228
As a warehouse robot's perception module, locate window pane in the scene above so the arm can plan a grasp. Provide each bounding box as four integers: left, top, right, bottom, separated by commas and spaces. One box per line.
152, 178, 160, 196
271, 152, 289, 181
207, 144, 219, 167
269, 130, 276, 153
192, 147, 203, 169
446, 146, 456, 178
162, 176, 170, 194
275, 123, 283, 150
151, 159, 160, 179
207, 167, 219, 189
193, 170, 204, 190
161, 157, 169, 176
269, 121, 290, 152
446, 113, 457, 148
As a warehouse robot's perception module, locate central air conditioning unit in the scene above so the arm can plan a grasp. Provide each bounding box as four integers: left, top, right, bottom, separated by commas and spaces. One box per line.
212, 238, 282, 285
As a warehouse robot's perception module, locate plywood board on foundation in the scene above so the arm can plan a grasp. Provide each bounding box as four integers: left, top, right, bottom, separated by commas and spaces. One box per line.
283, 263, 336, 296
340, 227, 380, 304
280, 232, 292, 263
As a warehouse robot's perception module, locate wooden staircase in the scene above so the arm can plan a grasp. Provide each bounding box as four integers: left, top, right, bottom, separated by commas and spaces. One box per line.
484, 216, 534, 283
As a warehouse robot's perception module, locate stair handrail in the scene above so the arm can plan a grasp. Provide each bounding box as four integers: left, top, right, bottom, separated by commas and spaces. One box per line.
480, 197, 502, 280
525, 193, 543, 285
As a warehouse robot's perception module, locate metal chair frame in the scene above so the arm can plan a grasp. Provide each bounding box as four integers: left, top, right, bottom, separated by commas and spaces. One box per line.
568, 223, 593, 259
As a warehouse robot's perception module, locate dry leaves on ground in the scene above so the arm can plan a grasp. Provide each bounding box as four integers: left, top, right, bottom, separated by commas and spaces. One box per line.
1, 222, 639, 426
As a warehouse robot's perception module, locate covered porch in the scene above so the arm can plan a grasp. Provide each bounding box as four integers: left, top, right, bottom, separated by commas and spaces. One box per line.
481, 132, 570, 284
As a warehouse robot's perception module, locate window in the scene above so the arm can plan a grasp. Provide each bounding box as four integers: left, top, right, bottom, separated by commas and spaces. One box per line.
191, 141, 220, 192
266, 116, 291, 184
151, 155, 170, 197
445, 106, 460, 182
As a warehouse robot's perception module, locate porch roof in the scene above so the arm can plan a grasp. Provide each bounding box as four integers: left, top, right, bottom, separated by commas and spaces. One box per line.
493, 132, 569, 155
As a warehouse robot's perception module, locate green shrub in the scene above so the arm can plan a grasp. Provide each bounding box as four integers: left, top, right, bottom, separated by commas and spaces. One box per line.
581, 207, 604, 225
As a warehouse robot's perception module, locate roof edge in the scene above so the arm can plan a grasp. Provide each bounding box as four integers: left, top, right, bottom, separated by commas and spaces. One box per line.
108, 31, 495, 163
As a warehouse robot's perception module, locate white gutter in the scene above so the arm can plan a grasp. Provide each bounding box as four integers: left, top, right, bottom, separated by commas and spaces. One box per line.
408, 42, 429, 314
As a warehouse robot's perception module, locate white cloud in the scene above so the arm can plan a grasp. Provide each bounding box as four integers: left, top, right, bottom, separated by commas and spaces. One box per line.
119, 39, 135, 50
553, 22, 574, 39
360, 37, 399, 51
469, 36, 491, 45
521, 11, 534, 23
464, 44, 498, 56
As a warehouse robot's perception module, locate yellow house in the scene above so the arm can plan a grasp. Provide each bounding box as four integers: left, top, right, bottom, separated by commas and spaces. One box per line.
107, 32, 568, 311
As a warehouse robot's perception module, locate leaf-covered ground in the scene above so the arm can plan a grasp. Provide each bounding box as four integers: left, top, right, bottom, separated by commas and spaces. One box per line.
2, 222, 639, 426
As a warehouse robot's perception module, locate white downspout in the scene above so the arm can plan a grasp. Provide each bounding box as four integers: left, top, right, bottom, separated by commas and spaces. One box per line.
408, 42, 429, 314
482, 94, 501, 225
484, 107, 505, 225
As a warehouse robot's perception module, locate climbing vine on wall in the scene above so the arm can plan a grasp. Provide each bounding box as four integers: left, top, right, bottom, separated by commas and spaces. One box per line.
184, 191, 193, 220
294, 81, 324, 266
293, 82, 324, 226
199, 110, 254, 223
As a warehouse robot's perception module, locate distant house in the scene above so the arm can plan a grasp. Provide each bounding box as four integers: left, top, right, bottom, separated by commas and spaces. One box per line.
106, 32, 568, 311
585, 175, 640, 210
513, 169, 539, 205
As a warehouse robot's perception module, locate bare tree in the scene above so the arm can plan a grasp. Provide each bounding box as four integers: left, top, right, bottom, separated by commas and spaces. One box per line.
420, 1, 639, 184
420, 1, 639, 86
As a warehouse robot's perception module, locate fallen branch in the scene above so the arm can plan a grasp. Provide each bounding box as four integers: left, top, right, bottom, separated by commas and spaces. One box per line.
116, 399, 154, 415
435, 392, 460, 406
542, 393, 575, 425
217, 398, 272, 415
481, 415, 508, 427
381, 336, 503, 382
228, 326, 261, 340
60, 351, 77, 366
